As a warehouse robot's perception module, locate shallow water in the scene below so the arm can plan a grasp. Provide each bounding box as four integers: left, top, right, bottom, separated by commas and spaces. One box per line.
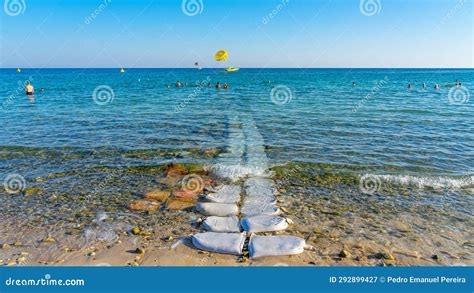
0, 68, 472, 265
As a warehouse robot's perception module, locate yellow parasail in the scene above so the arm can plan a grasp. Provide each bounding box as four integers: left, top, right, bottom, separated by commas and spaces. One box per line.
214, 50, 228, 62
17, 68, 21, 73
120, 68, 125, 73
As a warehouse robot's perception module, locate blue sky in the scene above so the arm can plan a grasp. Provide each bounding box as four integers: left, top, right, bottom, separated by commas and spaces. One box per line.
1, 0, 472, 68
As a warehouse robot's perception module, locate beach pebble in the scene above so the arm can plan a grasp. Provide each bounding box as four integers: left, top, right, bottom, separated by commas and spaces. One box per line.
42, 236, 56, 243
196, 202, 239, 217
192, 232, 246, 255
202, 216, 241, 232
340, 250, 351, 258
249, 235, 307, 258
131, 227, 140, 235
241, 215, 288, 233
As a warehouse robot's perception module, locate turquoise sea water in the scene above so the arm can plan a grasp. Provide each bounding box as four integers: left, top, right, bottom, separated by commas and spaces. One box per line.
1, 68, 472, 176
0, 69, 472, 265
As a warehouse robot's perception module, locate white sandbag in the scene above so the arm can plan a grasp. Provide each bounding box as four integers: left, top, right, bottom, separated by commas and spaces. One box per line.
203, 185, 241, 203
249, 235, 306, 258
202, 216, 241, 232
244, 177, 277, 197
241, 202, 280, 217
196, 202, 239, 216
192, 232, 246, 255
243, 193, 276, 206
241, 215, 288, 233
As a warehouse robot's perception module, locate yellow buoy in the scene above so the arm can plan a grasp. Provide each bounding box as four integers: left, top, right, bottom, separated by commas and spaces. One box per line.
120, 68, 125, 73
214, 50, 228, 62
17, 68, 21, 73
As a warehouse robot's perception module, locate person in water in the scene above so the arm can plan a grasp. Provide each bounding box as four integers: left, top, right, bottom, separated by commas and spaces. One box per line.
25, 81, 34, 95
175, 81, 182, 87
40, 88, 45, 92
216, 82, 221, 89
422, 83, 426, 89
207, 82, 211, 88
223, 83, 228, 90
352, 81, 356, 87
434, 84, 439, 90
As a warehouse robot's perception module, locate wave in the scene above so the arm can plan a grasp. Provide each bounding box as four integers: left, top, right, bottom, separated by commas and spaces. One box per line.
362, 174, 473, 190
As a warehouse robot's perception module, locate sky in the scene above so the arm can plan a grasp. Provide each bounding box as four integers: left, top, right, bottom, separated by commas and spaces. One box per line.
0, 0, 472, 68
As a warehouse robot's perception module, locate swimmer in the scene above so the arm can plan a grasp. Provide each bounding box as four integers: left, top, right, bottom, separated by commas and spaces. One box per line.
166, 84, 170, 89
40, 88, 45, 92
422, 83, 426, 89
223, 83, 228, 90
216, 82, 221, 89
25, 81, 34, 95
175, 81, 182, 87
408, 83, 412, 89
352, 81, 356, 87
434, 84, 439, 90
207, 82, 211, 88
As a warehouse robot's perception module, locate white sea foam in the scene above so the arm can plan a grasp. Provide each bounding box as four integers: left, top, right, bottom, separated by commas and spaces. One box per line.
364, 174, 473, 190
210, 115, 271, 181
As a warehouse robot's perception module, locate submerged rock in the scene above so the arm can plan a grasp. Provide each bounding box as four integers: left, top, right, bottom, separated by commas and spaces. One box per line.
165, 197, 196, 210
42, 236, 56, 243
128, 200, 161, 212
144, 190, 171, 202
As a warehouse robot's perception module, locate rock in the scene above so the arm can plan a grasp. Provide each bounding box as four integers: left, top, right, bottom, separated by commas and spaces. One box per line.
203, 149, 221, 156
167, 163, 188, 176
172, 189, 200, 200
144, 190, 170, 202
128, 200, 160, 212
165, 197, 196, 210
88, 252, 96, 257
431, 254, 439, 260
13, 242, 23, 247
42, 236, 56, 243
340, 250, 351, 258
2, 243, 10, 249
132, 227, 140, 235
135, 247, 145, 255
374, 252, 395, 260
24, 186, 41, 196
17, 257, 26, 263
